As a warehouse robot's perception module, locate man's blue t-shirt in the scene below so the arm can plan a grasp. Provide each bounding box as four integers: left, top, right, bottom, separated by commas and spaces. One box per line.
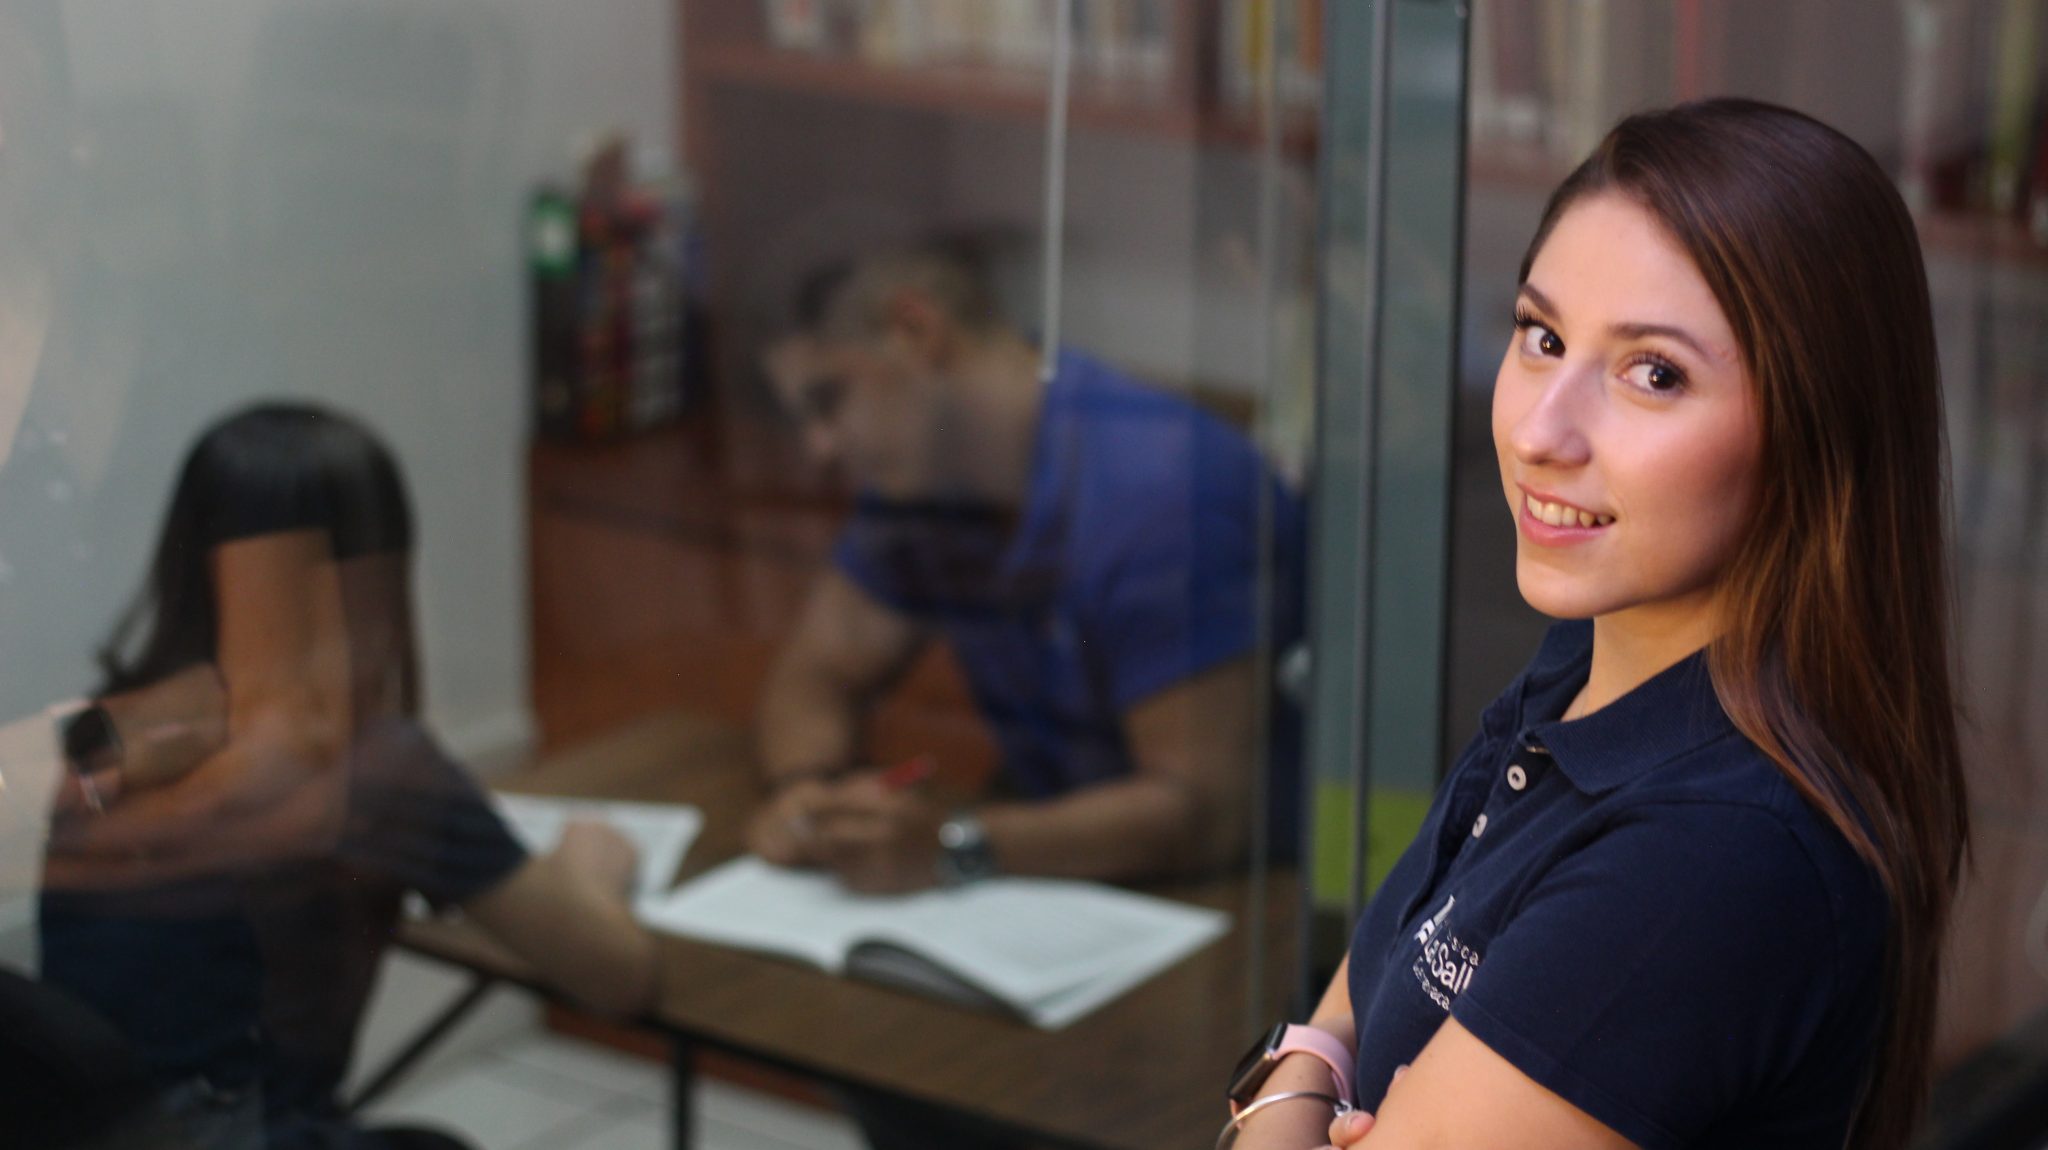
833, 349, 1306, 806
1346, 620, 1889, 1149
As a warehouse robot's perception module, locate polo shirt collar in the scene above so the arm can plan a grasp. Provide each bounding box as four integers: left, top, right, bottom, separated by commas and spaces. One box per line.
1514, 620, 1739, 795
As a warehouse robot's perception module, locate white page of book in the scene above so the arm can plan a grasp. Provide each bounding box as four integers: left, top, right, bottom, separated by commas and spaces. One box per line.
491, 794, 704, 909
638, 856, 1231, 1026
1010, 907, 1237, 1029
0, 709, 64, 974
635, 855, 882, 971
865, 879, 1229, 1003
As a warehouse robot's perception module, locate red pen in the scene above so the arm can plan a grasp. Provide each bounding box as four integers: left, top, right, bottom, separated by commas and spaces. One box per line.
880, 753, 936, 791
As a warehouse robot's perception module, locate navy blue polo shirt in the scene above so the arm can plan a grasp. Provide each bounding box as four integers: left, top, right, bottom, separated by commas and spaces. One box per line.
833, 349, 1307, 801
1346, 620, 1888, 1149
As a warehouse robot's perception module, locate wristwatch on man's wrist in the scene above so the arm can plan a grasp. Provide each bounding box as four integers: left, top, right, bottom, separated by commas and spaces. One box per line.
935, 812, 997, 885
1227, 1023, 1355, 1115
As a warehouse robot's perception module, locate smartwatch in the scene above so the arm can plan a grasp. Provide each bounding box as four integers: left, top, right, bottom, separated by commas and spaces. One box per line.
60, 703, 123, 774
935, 812, 997, 885
1227, 1023, 1355, 1114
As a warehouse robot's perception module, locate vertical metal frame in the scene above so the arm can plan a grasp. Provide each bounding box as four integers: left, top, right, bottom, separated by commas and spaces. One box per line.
1302, 0, 1470, 982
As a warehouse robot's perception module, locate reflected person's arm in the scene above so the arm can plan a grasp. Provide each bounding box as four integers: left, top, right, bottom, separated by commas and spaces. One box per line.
48, 663, 229, 818
96, 663, 230, 788
44, 531, 352, 886
750, 571, 927, 864
978, 656, 1258, 882
462, 820, 659, 1017
757, 570, 928, 785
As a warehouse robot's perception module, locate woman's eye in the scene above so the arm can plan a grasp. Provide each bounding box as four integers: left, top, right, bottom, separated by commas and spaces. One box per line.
1622, 359, 1686, 394
1516, 321, 1562, 358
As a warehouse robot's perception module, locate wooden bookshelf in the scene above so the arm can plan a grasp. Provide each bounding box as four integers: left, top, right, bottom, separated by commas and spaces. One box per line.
692, 40, 1205, 141
680, 3, 1323, 168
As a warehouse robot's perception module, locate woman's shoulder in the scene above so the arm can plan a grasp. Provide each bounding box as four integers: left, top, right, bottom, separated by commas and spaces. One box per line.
1609, 735, 1891, 966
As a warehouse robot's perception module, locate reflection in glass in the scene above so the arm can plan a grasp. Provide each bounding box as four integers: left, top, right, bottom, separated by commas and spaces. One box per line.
748, 241, 1308, 892
38, 406, 654, 1150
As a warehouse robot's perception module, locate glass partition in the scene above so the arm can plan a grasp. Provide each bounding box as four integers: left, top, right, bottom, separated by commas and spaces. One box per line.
0, 3, 1333, 1148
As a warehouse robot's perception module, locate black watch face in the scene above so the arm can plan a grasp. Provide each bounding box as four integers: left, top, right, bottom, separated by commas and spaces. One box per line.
1228, 1022, 1294, 1098
61, 706, 118, 769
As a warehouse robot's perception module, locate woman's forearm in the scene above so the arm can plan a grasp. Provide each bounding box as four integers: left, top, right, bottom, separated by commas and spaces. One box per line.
463, 853, 659, 1017
1231, 959, 1358, 1148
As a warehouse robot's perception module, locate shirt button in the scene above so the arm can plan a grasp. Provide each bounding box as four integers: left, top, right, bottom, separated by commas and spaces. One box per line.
1507, 764, 1528, 791
1471, 813, 1489, 838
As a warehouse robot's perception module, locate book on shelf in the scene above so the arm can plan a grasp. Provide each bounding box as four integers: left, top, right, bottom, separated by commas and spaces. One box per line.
638, 856, 1231, 1028
528, 136, 697, 443
1987, 0, 2039, 214
1469, 0, 1547, 144
1220, 0, 1324, 113
760, 0, 1176, 91
1896, 0, 2048, 231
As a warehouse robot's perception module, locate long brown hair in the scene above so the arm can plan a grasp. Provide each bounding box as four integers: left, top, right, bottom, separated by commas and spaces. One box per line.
1519, 99, 1968, 1148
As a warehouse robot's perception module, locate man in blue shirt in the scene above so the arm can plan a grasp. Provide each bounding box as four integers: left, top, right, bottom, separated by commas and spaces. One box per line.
747, 242, 1304, 895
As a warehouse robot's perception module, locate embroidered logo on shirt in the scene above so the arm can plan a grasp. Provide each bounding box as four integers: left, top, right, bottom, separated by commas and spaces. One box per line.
1411, 894, 1481, 1012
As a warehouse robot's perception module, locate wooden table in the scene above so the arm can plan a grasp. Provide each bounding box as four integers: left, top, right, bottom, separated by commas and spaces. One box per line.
396, 712, 1302, 1149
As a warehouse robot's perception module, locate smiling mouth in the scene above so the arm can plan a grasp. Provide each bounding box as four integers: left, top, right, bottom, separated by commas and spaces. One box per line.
1524, 494, 1614, 529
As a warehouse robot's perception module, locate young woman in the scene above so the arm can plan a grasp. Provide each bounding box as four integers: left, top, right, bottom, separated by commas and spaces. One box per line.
1227, 100, 1966, 1150
40, 404, 658, 1150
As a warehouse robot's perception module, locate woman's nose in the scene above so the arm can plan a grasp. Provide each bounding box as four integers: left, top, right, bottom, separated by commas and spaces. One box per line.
1508, 372, 1592, 469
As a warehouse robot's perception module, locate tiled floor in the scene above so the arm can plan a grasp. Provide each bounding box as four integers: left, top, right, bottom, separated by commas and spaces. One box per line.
364, 1031, 866, 1150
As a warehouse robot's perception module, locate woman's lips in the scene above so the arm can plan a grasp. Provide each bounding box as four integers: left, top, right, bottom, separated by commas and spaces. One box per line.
1518, 491, 1613, 545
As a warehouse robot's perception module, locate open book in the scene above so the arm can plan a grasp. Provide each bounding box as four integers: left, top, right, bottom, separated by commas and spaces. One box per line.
637, 857, 1230, 1029
490, 794, 704, 910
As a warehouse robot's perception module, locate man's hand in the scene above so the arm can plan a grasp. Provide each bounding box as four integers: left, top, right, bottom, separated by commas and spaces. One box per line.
555, 819, 639, 900
746, 779, 835, 867
809, 771, 946, 894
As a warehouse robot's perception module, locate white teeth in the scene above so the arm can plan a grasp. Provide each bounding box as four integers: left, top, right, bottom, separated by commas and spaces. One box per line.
1524, 494, 1612, 529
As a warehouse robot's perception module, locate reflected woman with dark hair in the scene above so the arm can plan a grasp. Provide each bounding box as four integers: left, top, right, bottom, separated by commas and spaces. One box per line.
40, 403, 656, 1150
1231, 100, 1966, 1150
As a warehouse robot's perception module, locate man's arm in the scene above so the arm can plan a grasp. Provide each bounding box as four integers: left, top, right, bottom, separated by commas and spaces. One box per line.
748, 570, 928, 867
757, 569, 928, 786
978, 655, 1259, 881
808, 656, 1261, 891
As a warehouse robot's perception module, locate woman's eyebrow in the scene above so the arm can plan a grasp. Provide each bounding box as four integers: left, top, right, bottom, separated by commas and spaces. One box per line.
1607, 320, 1719, 363
1518, 282, 1720, 363
1517, 282, 1561, 320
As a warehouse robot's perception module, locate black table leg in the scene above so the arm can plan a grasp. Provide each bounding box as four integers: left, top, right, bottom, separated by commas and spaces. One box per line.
671, 1035, 696, 1149
346, 975, 497, 1114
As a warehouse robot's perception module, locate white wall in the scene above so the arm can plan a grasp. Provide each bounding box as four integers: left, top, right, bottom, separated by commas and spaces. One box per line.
0, 0, 678, 755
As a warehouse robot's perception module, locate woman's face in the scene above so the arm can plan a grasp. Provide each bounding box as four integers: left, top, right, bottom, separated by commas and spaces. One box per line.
1492, 192, 1762, 632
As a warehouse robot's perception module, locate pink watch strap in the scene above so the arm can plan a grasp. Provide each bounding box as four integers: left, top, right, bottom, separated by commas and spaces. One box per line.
1275, 1025, 1355, 1107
